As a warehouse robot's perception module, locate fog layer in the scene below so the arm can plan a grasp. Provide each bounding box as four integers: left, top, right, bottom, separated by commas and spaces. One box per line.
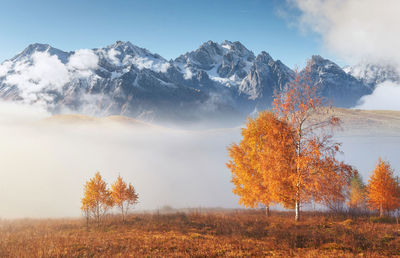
0, 103, 399, 218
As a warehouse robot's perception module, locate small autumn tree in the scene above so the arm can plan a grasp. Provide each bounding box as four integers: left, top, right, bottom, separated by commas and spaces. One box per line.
347, 173, 367, 214
367, 158, 400, 217
314, 160, 355, 213
81, 172, 113, 225
111, 175, 139, 221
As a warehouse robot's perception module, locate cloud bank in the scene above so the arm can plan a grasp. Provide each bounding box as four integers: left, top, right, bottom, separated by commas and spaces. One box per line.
1, 103, 400, 218
289, 0, 400, 110
0, 48, 100, 107
0, 102, 241, 218
356, 81, 400, 110
290, 0, 400, 66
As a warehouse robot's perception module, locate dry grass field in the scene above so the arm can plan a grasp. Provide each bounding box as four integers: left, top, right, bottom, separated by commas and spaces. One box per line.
0, 210, 399, 257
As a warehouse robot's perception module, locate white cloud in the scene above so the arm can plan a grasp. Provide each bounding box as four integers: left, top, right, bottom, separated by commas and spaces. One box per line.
0, 101, 49, 124
184, 67, 193, 80
288, 0, 400, 110
289, 0, 400, 66
107, 48, 121, 65
5, 52, 70, 103
68, 49, 99, 70
130, 56, 170, 73
355, 81, 400, 110
0, 60, 12, 77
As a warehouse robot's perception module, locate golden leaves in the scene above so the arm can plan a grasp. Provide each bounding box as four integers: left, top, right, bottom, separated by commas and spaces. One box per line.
81, 172, 138, 223
367, 158, 400, 216
111, 175, 139, 221
227, 61, 353, 219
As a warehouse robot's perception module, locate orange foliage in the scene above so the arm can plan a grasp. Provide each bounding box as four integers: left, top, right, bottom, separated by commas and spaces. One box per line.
228, 63, 354, 221
367, 158, 400, 217
81, 172, 113, 224
111, 175, 139, 221
271, 64, 352, 220
347, 174, 367, 213
227, 112, 296, 212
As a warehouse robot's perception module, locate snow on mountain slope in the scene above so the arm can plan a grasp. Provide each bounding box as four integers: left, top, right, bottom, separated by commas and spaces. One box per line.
174, 40, 255, 87
0, 40, 378, 124
307, 55, 372, 107
344, 63, 400, 88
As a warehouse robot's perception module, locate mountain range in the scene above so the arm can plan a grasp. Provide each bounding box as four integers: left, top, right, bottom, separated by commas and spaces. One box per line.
0, 40, 398, 125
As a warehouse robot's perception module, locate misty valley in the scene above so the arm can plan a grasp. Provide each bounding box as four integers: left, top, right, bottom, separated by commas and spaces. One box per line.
1, 0, 400, 256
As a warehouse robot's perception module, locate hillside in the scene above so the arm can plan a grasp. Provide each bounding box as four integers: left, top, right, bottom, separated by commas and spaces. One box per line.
331, 108, 400, 136
40, 108, 400, 136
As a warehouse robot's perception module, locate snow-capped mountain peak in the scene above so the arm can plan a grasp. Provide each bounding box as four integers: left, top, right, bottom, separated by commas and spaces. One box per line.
0, 40, 383, 123
344, 62, 400, 87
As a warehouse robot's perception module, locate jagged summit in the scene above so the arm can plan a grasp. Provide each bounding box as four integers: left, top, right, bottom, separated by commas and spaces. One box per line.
0, 40, 379, 124
11, 43, 69, 63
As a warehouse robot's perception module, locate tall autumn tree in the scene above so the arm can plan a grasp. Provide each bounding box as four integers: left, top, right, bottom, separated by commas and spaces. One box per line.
227, 63, 354, 221
81, 172, 113, 225
271, 64, 351, 221
111, 175, 139, 221
347, 173, 367, 213
367, 158, 400, 217
227, 111, 296, 216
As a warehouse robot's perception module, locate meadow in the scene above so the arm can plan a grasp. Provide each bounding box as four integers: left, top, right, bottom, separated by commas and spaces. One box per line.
0, 209, 399, 257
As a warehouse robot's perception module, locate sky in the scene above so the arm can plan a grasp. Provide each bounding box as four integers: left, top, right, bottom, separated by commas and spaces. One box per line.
0, 0, 335, 69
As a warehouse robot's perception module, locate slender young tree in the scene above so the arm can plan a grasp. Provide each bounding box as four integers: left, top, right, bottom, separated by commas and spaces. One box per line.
367, 158, 400, 217
314, 160, 355, 213
81, 172, 113, 225
347, 173, 367, 213
111, 175, 139, 221
272, 64, 348, 221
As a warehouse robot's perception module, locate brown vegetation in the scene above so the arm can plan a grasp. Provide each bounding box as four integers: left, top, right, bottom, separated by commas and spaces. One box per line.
0, 210, 399, 257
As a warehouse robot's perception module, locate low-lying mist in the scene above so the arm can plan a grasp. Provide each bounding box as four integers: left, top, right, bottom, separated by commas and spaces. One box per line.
0, 103, 399, 218
0, 103, 243, 218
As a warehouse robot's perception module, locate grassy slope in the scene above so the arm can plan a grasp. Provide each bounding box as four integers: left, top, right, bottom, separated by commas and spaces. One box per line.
325, 108, 400, 136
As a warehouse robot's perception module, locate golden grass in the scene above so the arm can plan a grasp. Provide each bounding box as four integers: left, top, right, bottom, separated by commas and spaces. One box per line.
0, 210, 399, 257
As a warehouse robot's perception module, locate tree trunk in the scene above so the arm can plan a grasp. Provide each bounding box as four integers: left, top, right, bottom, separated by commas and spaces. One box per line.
121, 205, 125, 222
85, 210, 89, 230
265, 205, 270, 217
295, 200, 300, 221
295, 180, 300, 222
380, 203, 384, 217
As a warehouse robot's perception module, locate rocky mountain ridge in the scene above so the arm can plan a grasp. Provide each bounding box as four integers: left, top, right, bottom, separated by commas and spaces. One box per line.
0, 40, 391, 124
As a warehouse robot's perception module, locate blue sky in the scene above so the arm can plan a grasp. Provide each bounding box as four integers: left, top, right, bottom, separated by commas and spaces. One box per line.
0, 0, 338, 68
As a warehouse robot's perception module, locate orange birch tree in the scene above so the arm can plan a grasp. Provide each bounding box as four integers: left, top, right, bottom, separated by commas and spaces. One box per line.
367, 158, 400, 217
81, 172, 113, 225
227, 111, 296, 216
111, 175, 139, 222
227, 63, 354, 221
271, 65, 353, 221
